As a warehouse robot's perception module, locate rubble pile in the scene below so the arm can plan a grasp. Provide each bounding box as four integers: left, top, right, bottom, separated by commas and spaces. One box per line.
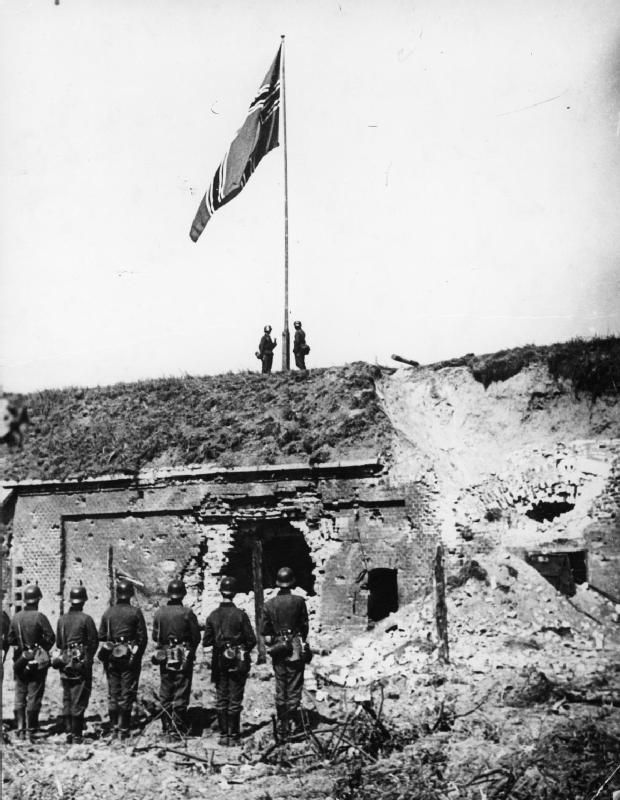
310, 550, 620, 691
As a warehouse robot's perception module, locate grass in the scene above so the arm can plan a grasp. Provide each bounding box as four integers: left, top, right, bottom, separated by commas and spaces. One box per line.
441, 335, 620, 396
0, 363, 391, 481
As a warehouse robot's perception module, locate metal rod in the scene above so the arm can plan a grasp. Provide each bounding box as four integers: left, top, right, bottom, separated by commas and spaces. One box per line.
280, 34, 290, 371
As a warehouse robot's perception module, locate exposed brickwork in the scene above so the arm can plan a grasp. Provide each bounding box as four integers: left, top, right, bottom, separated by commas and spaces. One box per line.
6, 466, 436, 635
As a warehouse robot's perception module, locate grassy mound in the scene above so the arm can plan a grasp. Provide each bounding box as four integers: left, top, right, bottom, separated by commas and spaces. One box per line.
0, 364, 390, 482
438, 336, 620, 396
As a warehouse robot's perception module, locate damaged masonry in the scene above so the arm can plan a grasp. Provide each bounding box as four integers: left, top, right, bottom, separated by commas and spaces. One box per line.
2, 348, 620, 800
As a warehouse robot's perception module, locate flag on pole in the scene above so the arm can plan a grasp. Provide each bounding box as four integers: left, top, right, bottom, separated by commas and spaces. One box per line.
190, 45, 282, 242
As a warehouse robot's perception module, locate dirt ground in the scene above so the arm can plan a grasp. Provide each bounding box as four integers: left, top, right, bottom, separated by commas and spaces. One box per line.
3, 550, 620, 800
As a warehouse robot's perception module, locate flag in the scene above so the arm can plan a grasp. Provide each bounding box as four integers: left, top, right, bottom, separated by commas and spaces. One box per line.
190, 45, 282, 242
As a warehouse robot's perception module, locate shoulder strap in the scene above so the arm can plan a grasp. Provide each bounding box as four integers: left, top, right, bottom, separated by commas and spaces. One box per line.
17, 619, 25, 650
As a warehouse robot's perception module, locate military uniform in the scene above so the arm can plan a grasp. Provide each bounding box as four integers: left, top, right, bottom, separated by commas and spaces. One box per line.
1, 609, 11, 683
56, 606, 98, 743
99, 595, 147, 739
152, 598, 201, 736
258, 330, 277, 374
293, 323, 308, 370
7, 604, 55, 739
204, 596, 256, 745
262, 586, 309, 735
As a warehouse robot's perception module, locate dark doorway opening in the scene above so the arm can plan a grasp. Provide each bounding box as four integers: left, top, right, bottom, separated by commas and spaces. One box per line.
526, 501, 575, 523
367, 568, 399, 623
525, 550, 587, 597
223, 521, 316, 596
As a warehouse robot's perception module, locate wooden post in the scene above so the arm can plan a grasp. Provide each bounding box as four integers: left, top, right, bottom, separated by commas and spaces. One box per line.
434, 544, 450, 664
107, 546, 115, 606
251, 532, 266, 663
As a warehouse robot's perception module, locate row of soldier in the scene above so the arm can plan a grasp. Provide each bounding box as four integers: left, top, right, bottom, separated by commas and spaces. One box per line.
0, 566, 310, 747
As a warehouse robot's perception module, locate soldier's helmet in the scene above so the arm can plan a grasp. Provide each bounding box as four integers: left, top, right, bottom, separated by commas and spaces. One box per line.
275, 567, 295, 588
115, 578, 134, 600
219, 576, 237, 597
167, 578, 186, 599
293, 320, 302, 328
69, 585, 88, 605
264, 325, 272, 333
23, 584, 43, 604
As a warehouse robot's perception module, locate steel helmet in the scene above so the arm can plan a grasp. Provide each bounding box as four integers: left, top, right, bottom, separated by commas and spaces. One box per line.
24, 584, 43, 604
275, 567, 295, 588
264, 325, 272, 333
69, 585, 88, 605
167, 578, 186, 599
219, 576, 237, 597
115, 578, 134, 600
293, 320, 302, 328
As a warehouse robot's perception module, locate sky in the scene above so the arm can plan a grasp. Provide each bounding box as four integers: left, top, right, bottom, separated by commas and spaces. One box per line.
1, 0, 620, 392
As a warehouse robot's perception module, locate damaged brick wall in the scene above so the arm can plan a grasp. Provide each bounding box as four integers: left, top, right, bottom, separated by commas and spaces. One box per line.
6, 464, 436, 633
447, 439, 620, 600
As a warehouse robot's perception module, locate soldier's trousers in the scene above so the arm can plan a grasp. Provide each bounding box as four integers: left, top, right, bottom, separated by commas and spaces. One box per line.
261, 354, 273, 374
160, 666, 192, 722
61, 674, 92, 717
294, 353, 306, 370
105, 664, 140, 713
273, 659, 304, 713
14, 667, 47, 714
215, 670, 246, 715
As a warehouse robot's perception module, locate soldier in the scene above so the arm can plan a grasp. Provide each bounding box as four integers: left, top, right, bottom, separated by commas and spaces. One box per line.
152, 578, 201, 739
257, 325, 277, 374
293, 321, 309, 370
7, 584, 55, 741
1, 606, 11, 684
262, 567, 309, 738
98, 578, 147, 740
203, 577, 256, 747
54, 585, 98, 744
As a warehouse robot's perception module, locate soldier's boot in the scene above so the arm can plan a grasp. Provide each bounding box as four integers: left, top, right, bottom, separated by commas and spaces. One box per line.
117, 709, 130, 742
276, 705, 290, 741
64, 715, 73, 745
14, 709, 26, 741
217, 712, 229, 747
72, 715, 84, 745
228, 711, 241, 746
290, 708, 304, 735
26, 710, 39, 743
108, 709, 119, 739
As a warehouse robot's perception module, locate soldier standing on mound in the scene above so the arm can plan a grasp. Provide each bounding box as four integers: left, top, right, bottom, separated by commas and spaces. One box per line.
98, 578, 147, 740
55, 585, 98, 744
292, 321, 309, 371
152, 578, 201, 739
203, 577, 257, 747
262, 567, 310, 738
7, 584, 55, 741
257, 325, 277, 374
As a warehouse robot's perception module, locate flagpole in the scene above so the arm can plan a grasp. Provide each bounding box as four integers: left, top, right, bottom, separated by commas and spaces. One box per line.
281, 34, 291, 371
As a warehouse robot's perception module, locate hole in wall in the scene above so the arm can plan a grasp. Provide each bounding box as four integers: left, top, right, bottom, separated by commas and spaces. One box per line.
222, 522, 316, 595
367, 568, 399, 623
526, 501, 575, 523
525, 550, 587, 597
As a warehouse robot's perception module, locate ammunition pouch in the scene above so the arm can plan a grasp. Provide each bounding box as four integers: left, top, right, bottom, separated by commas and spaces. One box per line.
163, 641, 190, 674
302, 641, 313, 664
268, 630, 303, 663
104, 639, 138, 668
97, 641, 114, 664
151, 647, 167, 666
219, 642, 250, 676
61, 643, 88, 678
17, 645, 50, 674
